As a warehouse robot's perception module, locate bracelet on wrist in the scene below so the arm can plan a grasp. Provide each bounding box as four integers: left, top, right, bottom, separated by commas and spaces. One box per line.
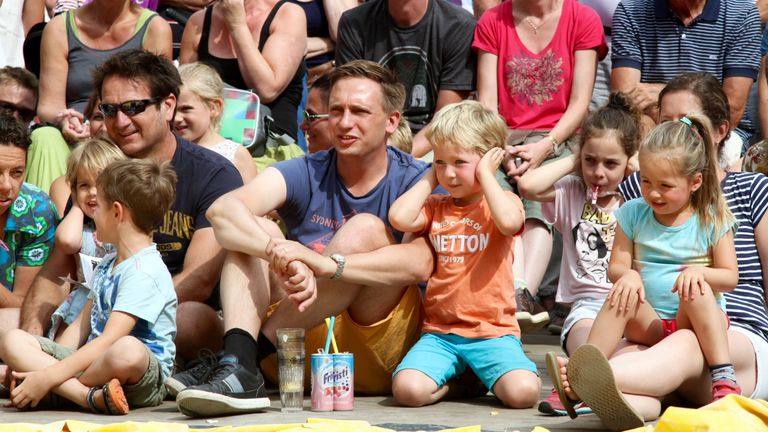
549, 133, 563, 156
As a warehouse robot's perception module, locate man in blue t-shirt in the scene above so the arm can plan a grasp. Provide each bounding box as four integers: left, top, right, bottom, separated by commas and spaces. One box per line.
171, 60, 432, 417
18, 50, 243, 364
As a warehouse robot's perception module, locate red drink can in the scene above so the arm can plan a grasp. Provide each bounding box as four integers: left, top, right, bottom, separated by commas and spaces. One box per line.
333, 353, 354, 410
310, 353, 334, 411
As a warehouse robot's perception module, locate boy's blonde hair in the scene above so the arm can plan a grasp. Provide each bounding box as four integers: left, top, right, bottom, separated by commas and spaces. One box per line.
65, 138, 126, 190
178, 62, 225, 131
97, 159, 177, 234
425, 100, 507, 155
388, 117, 413, 153
641, 113, 734, 236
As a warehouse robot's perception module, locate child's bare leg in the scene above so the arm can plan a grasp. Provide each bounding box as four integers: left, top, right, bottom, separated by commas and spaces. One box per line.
392, 369, 452, 407
564, 319, 593, 356
587, 298, 661, 356
677, 289, 730, 365
0, 329, 59, 373
493, 369, 540, 408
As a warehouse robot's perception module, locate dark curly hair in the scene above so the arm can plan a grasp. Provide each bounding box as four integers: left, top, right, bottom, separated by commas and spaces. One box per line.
0, 114, 31, 151
92, 49, 181, 101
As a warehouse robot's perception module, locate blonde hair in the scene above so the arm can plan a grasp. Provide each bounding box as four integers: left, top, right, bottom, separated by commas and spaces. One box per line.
97, 159, 177, 234
425, 100, 507, 155
641, 113, 733, 236
388, 117, 413, 153
66, 138, 126, 191
178, 62, 225, 131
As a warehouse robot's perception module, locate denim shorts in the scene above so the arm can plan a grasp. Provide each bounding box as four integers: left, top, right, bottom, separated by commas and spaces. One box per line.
393, 333, 538, 392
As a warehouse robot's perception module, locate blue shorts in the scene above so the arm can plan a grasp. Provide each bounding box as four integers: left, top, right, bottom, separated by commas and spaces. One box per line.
393, 333, 538, 392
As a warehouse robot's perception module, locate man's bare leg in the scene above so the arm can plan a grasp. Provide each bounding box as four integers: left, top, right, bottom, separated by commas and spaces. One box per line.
175, 301, 224, 361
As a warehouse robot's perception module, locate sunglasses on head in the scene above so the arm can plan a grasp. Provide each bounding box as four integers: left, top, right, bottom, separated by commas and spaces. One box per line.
0, 101, 35, 123
99, 97, 163, 118
303, 110, 329, 123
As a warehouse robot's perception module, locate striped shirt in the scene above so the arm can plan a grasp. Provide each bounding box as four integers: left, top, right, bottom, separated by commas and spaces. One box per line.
619, 171, 768, 343
611, 0, 761, 130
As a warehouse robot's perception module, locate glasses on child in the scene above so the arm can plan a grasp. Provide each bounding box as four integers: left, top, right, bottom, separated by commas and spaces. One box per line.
99, 97, 163, 118
303, 110, 329, 123
0, 101, 35, 123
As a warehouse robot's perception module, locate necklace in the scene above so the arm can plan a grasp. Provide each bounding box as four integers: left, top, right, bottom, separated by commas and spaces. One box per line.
525, 16, 544, 34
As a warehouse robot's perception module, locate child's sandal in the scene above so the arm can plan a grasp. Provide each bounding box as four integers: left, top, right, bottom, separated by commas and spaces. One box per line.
545, 351, 580, 419
86, 378, 129, 415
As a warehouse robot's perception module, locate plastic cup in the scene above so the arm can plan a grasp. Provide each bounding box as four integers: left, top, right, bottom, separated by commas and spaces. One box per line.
276, 328, 305, 411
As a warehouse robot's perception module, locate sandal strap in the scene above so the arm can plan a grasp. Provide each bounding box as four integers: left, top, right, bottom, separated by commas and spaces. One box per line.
101, 383, 115, 415
86, 387, 100, 413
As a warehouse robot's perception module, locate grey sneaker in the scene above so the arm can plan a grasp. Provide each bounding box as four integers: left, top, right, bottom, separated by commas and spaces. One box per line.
175, 354, 270, 417
165, 350, 220, 397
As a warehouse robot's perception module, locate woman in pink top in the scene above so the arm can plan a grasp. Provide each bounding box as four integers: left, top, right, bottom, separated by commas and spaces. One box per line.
473, 0, 606, 310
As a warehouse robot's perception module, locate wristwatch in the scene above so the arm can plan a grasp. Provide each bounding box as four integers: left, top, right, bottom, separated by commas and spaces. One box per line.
329, 253, 346, 280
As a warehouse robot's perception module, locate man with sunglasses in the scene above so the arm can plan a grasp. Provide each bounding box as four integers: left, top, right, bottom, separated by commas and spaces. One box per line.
19, 49, 243, 364
0, 67, 37, 126
301, 73, 333, 153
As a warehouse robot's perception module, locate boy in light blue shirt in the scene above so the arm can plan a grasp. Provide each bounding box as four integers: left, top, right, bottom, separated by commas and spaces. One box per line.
0, 159, 177, 415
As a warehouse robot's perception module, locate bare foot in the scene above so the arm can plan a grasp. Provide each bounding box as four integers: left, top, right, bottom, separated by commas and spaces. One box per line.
557, 356, 580, 401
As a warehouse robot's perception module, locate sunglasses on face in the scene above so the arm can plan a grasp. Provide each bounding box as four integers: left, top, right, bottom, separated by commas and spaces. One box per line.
0, 101, 35, 123
303, 110, 329, 123
99, 97, 163, 118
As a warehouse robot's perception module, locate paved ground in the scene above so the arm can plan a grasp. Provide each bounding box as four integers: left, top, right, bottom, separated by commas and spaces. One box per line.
0, 332, 634, 431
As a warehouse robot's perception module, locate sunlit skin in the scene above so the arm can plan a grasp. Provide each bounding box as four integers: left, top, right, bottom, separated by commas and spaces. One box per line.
73, 167, 98, 219
91, 189, 117, 245
328, 77, 398, 160
433, 143, 484, 206
101, 76, 175, 159
173, 87, 213, 144
302, 87, 333, 153
0, 145, 26, 217
580, 133, 629, 207
639, 152, 702, 227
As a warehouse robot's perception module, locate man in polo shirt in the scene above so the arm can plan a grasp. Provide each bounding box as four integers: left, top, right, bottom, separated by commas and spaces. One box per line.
611, 0, 760, 143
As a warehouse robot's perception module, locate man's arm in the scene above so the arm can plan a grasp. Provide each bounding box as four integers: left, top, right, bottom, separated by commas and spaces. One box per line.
19, 247, 74, 335
173, 227, 226, 303
723, 76, 755, 131
207, 167, 288, 259
611, 67, 662, 131
0, 265, 44, 308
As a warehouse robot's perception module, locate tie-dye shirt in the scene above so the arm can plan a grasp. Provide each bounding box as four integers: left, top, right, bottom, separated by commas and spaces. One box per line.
0, 183, 58, 292
88, 244, 176, 378
615, 198, 731, 319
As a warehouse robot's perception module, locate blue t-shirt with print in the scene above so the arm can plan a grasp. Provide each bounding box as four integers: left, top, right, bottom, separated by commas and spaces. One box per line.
274, 146, 429, 252
615, 198, 728, 319
88, 244, 177, 378
0, 183, 58, 291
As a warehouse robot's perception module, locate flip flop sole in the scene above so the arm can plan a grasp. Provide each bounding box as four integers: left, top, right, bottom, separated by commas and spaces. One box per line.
544, 351, 578, 418
567, 344, 644, 432
104, 379, 130, 415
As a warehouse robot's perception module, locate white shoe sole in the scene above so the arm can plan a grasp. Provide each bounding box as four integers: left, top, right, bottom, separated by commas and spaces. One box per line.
516, 311, 550, 332
164, 377, 186, 397
176, 389, 271, 417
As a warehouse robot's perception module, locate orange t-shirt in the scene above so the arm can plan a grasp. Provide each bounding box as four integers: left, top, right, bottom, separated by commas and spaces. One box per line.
419, 192, 523, 339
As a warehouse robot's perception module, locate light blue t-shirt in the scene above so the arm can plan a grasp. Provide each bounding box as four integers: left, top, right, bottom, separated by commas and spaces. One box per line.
88, 244, 177, 378
615, 198, 727, 319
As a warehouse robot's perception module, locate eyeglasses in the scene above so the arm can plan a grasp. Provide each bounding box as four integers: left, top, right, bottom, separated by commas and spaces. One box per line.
99, 97, 163, 118
303, 110, 329, 123
0, 101, 35, 123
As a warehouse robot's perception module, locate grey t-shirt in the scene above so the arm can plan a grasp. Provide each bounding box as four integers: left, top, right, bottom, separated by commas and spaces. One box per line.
336, 0, 476, 131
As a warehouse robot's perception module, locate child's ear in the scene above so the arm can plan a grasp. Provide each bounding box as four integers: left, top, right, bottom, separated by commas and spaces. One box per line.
113, 201, 125, 221
690, 172, 704, 192
210, 98, 224, 120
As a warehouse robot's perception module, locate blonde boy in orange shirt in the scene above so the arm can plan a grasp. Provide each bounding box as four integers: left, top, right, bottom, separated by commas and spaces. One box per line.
388, 100, 540, 408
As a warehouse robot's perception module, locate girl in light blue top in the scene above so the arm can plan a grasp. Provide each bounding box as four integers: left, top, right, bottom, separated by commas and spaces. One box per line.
578, 114, 741, 402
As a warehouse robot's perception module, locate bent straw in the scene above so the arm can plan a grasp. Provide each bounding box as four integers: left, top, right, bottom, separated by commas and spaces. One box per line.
324, 316, 335, 353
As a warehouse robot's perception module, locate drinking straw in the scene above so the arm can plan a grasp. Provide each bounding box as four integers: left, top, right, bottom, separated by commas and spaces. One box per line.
324, 316, 335, 353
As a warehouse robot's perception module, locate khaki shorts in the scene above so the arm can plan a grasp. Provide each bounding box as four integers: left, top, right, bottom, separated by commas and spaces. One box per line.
260, 285, 424, 395
35, 336, 167, 407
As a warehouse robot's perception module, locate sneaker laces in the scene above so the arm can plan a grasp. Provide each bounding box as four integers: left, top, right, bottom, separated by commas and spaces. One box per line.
183, 349, 219, 381
206, 355, 241, 383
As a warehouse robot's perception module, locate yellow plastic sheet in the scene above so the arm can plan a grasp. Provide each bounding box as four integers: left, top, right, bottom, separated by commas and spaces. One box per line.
0, 419, 482, 432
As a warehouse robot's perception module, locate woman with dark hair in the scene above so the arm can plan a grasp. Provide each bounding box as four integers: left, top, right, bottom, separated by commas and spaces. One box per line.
0, 115, 59, 330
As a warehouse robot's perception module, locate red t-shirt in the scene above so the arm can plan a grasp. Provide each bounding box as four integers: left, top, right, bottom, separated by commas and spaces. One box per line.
473, 0, 607, 130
